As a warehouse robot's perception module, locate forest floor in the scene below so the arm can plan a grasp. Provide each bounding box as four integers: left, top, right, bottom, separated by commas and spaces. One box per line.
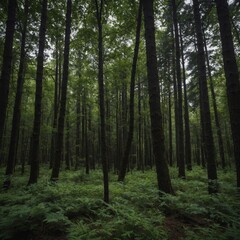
0, 166, 240, 240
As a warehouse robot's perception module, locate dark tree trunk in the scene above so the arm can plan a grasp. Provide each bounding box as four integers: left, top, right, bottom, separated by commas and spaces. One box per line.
3, 0, 29, 189
171, 27, 178, 167
65, 110, 70, 170
138, 77, 143, 170
143, 0, 174, 194
118, 0, 142, 182
121, 82, 128, 160
28, 0, 48, 185
215, 0, 240, 187
179, 24, 192, 171
95, 0, 109, 203
167, 63, 173, 167
81, 93, 85, 164
203, 28, 226, 169
75, 90, 81, 170
85, 100, 89, 174
0, 0, 17, 155
50, 41, 59, 169
171, 0, 185, 178
115, 88, 120, 173
193, 0, 218, 193
51, 0, 72, 180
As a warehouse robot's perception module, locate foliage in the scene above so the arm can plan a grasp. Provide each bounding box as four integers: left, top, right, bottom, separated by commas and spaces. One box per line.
0, 167, 240, 239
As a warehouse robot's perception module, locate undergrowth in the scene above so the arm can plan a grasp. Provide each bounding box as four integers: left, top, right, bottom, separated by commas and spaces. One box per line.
0, 166, 239, 240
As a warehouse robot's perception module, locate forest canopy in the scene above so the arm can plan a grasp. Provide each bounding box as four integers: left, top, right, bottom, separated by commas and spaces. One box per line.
0, 0, 240, 239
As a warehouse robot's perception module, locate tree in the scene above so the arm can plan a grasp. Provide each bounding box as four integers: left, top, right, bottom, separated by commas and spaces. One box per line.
49, 41, 60, 169
203, 27, 226, 169
28, 0, 48, 185
51, 0, 72, 181
215, 0, 240, 187
95, 0, 109, 203
193, 0, 218, 193
118, 0, 142, 182
4, 0, 29, 189
179, 24, 192, 171
142, 0, 174, 194
171, 0, 185, 178
0, 0, 17, 156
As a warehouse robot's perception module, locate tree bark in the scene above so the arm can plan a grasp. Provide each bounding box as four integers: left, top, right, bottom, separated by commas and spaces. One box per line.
215, 0, 240, 187
179, 24, 192, 171
0, 0, 17, 155
171, 0, 185, 178
143, 0, 174, 194
193, 0, 218, 193
118, 0, 142, 182
203, 27, 226, 169
4, 0, 29, 189
171, 26, 179, 167
95, 0, 109, 203
51, 0, 72, 180
75, 90, 81, 170
50, 41, 59, 169
167, 62, 173, 167
65, 108, 71, 170
28, 0, 48, 185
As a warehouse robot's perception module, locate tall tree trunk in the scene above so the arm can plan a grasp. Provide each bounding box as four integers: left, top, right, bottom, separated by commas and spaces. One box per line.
115, 88, 120, 172
171, 27, 178, 167
85, 100, 90, 174
75, 90, 81, 170
215, 0, 240, 187
179, 24, 192, 171
171, 0, 185, 178
167, 62, 173, 167
81, 93, 85, 164
118, 0, 142, 182
51, 0, 72, 180
138, 77, 143, 170
3, 0, 29, 189
95, 0, 109, 203
28, 0, 48, 185
65, 108, 70, 170
193, 0, 218, 193
143, 0, 174, 194
0, 0, 17, 155
50, 41, 59, 169
203, 28, 226, 169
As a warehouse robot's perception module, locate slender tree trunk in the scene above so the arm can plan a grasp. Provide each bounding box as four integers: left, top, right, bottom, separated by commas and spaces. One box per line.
3, 0, 29, 189
179, 24, 192, 171
118, 0, 142, 181
143, 0, 174, 194
75, 90, 81, 170
28, 0, 48, 185
215, 0, 240, 187
81, 93, 85, 164
167, 63, 173, 167
85, 101, 89, 174
171, 0, 185, 178
51, 0, 72, 180
193, 0, 218, 193
50, 41, 59, 169
95, 0, 109, 203
0, 0, 17, 156
138, 77, 143, 170
203, 28, 226, 169
115, 88, 120, 172
65, 109, 70, 170
171, 27, 178, 167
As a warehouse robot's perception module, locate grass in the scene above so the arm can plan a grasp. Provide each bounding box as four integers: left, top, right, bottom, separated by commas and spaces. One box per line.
0, 165, 239, 240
